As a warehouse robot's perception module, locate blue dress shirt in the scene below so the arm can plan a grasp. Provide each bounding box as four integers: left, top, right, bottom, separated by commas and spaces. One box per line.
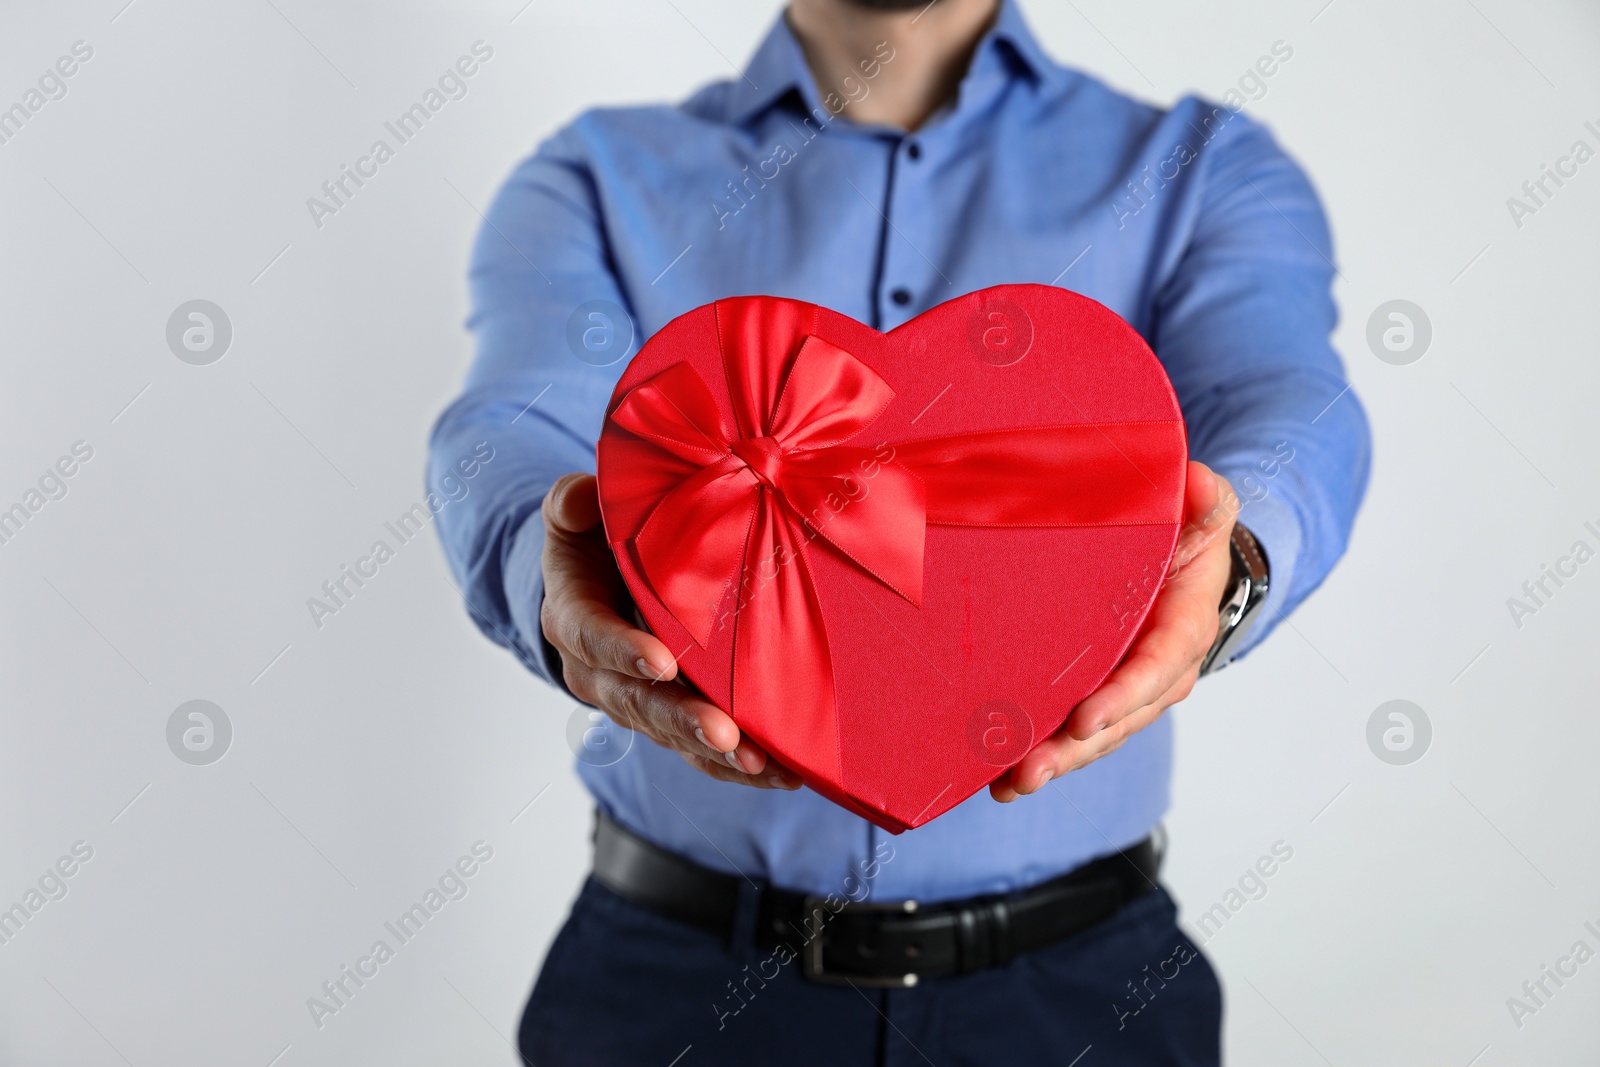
429, 1, 1370, 903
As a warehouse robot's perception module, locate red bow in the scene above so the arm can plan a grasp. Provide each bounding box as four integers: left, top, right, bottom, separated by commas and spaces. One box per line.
606, 298, 1184, 791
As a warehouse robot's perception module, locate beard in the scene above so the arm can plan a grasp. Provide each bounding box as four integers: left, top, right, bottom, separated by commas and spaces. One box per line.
841, 0, 936, 10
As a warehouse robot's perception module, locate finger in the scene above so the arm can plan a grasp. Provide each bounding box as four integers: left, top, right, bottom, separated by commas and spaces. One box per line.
762, 756, 804, 788
1063, 698, 1173, 776
994, 689, 1182, 802
684, 697, 774, 776
990, 776, 1022, 804
682, 752, 803, 789
1066, 631, 1193, 741
580, 667, 798, 789
683, 698, 742, 760
542, 589, 678, 681
1067, 512, 1230, 741
590, 668, 716, 750
590, 670, 773, 774
993, 727, 1086, 801
1067, 591, 1213, 740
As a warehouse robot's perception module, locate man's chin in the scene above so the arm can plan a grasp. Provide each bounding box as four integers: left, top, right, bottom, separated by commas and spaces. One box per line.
839, 0, 939, 11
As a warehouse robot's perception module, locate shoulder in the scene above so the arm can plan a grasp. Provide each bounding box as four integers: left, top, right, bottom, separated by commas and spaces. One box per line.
1161, 96, 1330, 244
528, 80, 746, 169
1165, 96, 1309, 185
485, 89, 739, 223
1039, 55, 1309, 181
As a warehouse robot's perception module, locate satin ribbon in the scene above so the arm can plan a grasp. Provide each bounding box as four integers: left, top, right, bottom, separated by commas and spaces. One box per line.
606, 297, 1184, 786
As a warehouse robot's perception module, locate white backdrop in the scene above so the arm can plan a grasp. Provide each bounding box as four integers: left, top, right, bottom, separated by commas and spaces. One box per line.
2, 1, 1598, 1064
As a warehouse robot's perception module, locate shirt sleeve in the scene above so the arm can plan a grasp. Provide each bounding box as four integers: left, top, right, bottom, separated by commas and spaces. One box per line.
1150, 108, 1372, 657
428, 123, 632, 687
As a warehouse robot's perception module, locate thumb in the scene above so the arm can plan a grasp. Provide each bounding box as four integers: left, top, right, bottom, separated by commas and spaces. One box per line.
1171, 462, 1237, 572
545, 473, 602, 535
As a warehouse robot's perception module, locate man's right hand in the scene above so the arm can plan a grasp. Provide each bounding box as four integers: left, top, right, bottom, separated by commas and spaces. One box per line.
539, 472, 801, 790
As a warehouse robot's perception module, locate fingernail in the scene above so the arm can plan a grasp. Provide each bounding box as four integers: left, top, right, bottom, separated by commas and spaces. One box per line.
694, 727, 718, 754
768, 775, 788, 789
1037, 770, 1054, 791
635, 657, 658, 680
725, 750, 743, 770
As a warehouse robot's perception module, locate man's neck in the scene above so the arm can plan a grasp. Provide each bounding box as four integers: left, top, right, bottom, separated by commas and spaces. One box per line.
786, 0, 1001, 132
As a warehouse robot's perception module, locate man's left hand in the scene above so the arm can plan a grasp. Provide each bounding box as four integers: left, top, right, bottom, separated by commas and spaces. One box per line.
991, 461, 1241, 802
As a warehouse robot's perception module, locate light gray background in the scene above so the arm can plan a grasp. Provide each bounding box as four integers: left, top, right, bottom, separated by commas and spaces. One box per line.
2, 1, 1597, 1064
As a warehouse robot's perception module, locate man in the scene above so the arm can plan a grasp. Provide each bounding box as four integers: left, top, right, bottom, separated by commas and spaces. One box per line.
430, 0, 1370, 1062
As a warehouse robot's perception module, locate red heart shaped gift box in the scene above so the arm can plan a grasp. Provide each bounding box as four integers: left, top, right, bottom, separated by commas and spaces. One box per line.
597, 284, 1186, 833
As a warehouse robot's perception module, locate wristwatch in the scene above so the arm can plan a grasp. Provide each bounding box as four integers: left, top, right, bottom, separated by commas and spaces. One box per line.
1198, 523, 1270, 676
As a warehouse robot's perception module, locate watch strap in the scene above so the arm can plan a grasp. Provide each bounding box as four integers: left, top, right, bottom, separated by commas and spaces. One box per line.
1199, 523, 1270, 676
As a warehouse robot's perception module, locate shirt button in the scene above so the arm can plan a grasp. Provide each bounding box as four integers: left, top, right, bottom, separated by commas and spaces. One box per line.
906, 142, 922, 161
890, 287, 912, 306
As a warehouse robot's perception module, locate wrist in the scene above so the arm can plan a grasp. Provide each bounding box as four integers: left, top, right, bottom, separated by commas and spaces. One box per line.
505, 507, 569, 689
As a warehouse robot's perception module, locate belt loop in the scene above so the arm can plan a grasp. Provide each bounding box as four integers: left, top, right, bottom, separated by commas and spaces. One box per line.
957, 903, 1004, 973
954, 907, 980, 973
989, 898, 1014, 966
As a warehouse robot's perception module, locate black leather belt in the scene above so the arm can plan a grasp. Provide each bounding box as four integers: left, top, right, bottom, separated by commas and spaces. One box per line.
590, 811, 1160, 986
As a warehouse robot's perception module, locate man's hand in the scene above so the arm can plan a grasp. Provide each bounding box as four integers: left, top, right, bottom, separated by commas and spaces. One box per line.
991, 461, 1241, 802
540, 473, 801, 789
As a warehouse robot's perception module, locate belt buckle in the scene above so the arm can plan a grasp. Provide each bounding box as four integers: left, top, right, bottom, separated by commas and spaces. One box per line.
798, 894, 921, 988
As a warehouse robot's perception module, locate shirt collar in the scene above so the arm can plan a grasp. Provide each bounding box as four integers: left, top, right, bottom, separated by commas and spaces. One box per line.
724, 0, 1061, 127
982, 0, 1060, 88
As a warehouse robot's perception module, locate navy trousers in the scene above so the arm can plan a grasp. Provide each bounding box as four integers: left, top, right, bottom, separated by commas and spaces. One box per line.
518, 876, 1222, 1066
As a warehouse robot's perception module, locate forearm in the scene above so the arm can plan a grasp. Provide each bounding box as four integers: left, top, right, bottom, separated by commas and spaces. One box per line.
428, 386, 586, 684
1186, 363, 1370, 654
430, 131, 639, 687
1147, 114, 1371, 656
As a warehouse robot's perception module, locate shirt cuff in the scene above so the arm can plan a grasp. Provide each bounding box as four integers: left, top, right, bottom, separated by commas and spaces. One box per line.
504, 509, 569, 690
1227, 483, 1301, 658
